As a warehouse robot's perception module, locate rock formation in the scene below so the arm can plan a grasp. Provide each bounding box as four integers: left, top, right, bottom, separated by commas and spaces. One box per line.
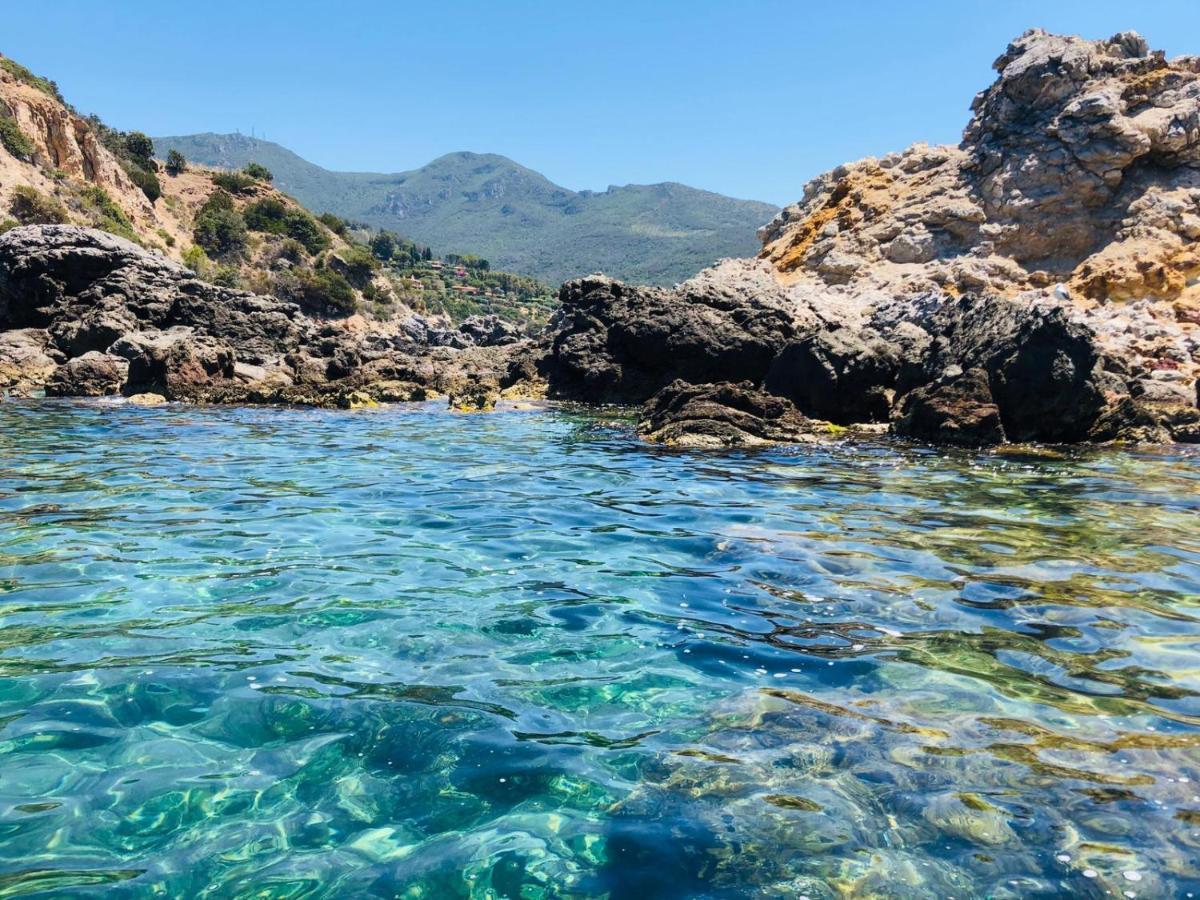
0, 226, 521, 405
539, 29, 1200, 446
3, 31, 1198, 448
637, 380, 836, 447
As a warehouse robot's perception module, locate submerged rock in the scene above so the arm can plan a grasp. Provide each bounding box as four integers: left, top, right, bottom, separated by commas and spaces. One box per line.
637, 380, 834, 447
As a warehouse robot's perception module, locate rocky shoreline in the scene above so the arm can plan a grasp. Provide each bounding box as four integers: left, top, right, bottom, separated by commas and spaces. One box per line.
3, 29, 1199, 448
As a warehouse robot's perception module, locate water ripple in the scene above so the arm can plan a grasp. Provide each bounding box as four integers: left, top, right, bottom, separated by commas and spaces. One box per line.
0, 399, 1198, 897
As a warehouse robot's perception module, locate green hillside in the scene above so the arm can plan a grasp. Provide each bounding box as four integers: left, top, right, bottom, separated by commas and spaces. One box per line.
153, 134, 778, 285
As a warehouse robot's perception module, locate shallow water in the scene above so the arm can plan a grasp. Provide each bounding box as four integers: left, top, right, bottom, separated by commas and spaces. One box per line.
0, 400, 1198, 898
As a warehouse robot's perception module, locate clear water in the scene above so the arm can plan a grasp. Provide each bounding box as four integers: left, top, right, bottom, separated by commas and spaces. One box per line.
1, 400, 1199, 899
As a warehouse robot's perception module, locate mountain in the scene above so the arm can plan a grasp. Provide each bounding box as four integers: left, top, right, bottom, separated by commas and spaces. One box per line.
152, 134, 779, 285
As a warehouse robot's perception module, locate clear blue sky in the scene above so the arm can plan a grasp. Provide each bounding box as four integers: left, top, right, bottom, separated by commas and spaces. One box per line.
5, 1, 1199, 205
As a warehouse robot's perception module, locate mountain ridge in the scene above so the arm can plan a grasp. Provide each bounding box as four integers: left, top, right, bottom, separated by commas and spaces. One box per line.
152, 133, 778, 285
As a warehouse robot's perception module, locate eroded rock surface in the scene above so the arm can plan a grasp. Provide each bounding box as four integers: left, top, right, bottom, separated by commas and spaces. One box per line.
637, 380, 832, 447
0, 225, 526, 405
537, 29, 1200, 445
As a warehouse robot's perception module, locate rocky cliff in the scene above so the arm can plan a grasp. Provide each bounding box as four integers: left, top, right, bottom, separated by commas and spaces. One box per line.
0, 53, 403, 312
3, 31, 1198, 448
538, 30, 1200, 445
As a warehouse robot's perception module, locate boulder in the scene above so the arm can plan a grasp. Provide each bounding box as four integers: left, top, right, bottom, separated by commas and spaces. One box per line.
916, 296, 1112, 442
637, 380, 833, 447
458, 314, 521, 347
764, 328, 901, 424
45, 351, 129, 397
111, 329, 235, 400
0, 329, 60, 395
543, 275, 797, 403
892, 368, 1005, 446
448, 378, 500, 412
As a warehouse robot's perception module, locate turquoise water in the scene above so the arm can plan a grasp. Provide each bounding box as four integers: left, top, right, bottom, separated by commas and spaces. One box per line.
1, 400, 1199, 899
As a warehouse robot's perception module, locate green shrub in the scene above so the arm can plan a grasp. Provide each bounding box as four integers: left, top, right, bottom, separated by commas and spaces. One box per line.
182, 244, 211, 275
243, 197, 288, 233
76, 186, 139, 242
0, 217, 20, 235
338, 245, 379, 287
370, 231, 397, 261
165, 149, 186, 176
10, 186, 69, 225
211, 266, 243, 288
211, 171, 257, 194
156, 228, 176, 248
126, 163, 161, 203
318, 212, 347, 237
278, 267, 357, 316
0, 113, 35, 161
0, 58, 65, 103
284, 210, 329, 254
124, 132, 155, 166
278, 238, 305, 263
193, 190, 247, 257
243, 162, 273, 182
201, 189, 235, 212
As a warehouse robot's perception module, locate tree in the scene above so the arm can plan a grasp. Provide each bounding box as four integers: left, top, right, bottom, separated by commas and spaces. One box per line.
422, 246, 433, 261
124, 131, 155, 166
243, 162, 273, 183
165, 149, 186, 176
370, 231, 397, 261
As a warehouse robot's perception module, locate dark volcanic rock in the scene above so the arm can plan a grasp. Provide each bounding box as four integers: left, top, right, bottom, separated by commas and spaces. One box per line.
544, 275, 797, 403
45, 351, 129, 397
458, 315, 521, 347
915, 296, 1111, 442
892, 368, 1005, 446
110, 329, 241, 400
765, 328, 901, 424
0, 225, 528, 406
637, 380, 831, 447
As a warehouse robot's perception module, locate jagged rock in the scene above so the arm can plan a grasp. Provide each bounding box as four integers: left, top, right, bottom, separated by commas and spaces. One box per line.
0, 328, 60, 395
49, 305, 139, 357
764, 328, 900, 423
637, 380, 832, 447
448, 378, 500, 411
0, 225, 527, 409
0, 227, 304, 363
45, 351, 129, 397
458, 314, 521, 347
892, 368, 1005, 446
911, 296, 1113, 441
543, 274, 798, 403
110, 329, 234, 400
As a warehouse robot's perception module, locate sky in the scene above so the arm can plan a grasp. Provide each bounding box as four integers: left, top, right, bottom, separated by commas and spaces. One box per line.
5, 1, 1200, 206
